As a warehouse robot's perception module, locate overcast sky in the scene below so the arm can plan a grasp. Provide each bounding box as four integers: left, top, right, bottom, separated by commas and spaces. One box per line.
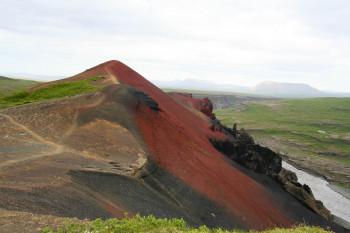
0, 0, 350, 92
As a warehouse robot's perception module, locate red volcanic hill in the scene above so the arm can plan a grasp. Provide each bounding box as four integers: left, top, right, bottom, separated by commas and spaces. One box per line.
0, 60, 345, 231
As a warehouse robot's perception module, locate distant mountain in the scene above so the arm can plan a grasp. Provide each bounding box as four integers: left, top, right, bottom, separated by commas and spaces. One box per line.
253, 81, 324, 97
157, 79, 350, 98
253, 81, 350, 98
154, 79, 250, 93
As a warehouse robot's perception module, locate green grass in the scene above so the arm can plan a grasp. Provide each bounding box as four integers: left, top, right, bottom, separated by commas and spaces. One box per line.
162, 88, 256, 97
42, 215, 330, 233
215, 98, 350, 165
0, 76, 39, 96
0, 77, 101, 109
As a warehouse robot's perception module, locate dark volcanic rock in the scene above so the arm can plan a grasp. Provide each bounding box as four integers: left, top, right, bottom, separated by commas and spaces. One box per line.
210, 122, 332, 221
134, 91, 160, 111
277, 168, 331, 220
277, 168, 298, 184
210, 128, 282, 176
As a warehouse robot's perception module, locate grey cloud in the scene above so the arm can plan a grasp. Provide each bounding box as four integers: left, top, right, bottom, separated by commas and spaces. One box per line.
0, 0, 350, 92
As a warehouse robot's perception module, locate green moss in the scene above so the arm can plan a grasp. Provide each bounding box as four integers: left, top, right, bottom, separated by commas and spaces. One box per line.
41, 215, 330, 233
0, 78, 100, 109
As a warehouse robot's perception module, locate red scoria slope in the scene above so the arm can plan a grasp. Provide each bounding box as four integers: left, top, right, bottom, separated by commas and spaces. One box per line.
104, 61, 291, 228
83, 61, 343, 231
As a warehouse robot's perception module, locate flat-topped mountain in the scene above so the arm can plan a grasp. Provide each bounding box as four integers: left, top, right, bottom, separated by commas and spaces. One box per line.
0, 61, 346, 232
157, 79, 350, 98
253, 81, 324, 97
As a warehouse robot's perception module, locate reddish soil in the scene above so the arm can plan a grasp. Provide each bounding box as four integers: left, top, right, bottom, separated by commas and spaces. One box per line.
168, 93, 216, 119
103, 61, 291, 229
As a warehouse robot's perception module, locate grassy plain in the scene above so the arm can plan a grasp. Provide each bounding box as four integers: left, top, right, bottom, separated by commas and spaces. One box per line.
216, 98, 350, 166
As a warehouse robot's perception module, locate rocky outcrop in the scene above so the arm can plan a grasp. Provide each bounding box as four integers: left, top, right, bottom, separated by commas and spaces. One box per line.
210, 122, 282, 176
277, 168, 331, 220
167, 93, 216, 119
195, 97, 216, 120
134, 91, 160, 111
210, 122, 332, 221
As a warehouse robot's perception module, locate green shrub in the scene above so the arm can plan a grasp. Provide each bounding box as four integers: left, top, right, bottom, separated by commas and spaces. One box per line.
3, 91, 30, 102
41, 215, 331, 233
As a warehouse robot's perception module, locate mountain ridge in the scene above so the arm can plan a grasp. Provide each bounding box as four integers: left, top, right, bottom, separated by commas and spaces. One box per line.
253, 81, 324, 97
155, 78, 350, 98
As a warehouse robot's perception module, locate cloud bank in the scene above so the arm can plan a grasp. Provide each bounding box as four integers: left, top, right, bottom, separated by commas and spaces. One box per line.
0, 0, 349, 91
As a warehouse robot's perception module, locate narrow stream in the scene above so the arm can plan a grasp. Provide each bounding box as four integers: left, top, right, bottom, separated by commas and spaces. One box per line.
282, 161, 350, 223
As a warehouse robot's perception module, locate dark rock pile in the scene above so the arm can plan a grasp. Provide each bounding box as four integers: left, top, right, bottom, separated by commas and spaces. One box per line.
134, 90, 160, 111
209, 114, 332, 220
277, 168, 331, 220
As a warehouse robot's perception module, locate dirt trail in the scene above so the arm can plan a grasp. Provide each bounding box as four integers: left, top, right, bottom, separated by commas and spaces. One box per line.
105, 67, 119, 84
109, 74, 119, 84
0, 113, 65, 169
0, 93, 146, 174
0, 94, 109, 168
0, 113, 60, 148
0, 147, 64, 169
0, 111, 109, 169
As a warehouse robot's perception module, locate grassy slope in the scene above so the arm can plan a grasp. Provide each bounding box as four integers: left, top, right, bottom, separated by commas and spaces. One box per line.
0, 76, 39, 96
42, 215, 330, 233
215, 98, 350, 166
0, 77, 101, 109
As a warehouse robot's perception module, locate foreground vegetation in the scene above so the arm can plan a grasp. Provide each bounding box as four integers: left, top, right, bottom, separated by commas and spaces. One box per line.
0, 77, 101, 109
0, 76, 39, 95
42, 215, 331, 233
215, 98, 350, 166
